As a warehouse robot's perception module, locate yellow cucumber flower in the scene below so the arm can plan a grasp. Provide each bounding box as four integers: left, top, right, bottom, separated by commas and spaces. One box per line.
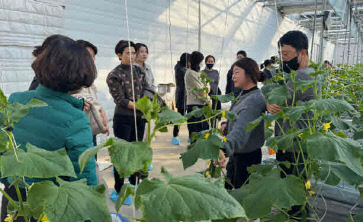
278, 76, 284, 81
204, 133, 210, 139
308, 190, 315, 196
223, 136, 227, 142
205, 171, 210, 177
305, 180, 311, 190
323, 122, 332, 131
5, 214, 13, 222
41, 215, 49, 222
222, 110, 226, 119
206, 160, 211, 166
298, 133, 303, 138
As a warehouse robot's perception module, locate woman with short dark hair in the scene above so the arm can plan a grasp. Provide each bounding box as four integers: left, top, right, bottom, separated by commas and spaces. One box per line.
107, 40, 148, 205
219, 58, 266, 190
2, 35, 98, 221
29, 34, 65, 90
184, 51, 210, 141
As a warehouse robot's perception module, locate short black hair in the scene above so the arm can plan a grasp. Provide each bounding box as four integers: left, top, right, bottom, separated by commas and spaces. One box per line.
32, 35, 96, 93
205, 55, 215, 63
278, 30, 309, 53
264, 59, 272, 67
270, 56, 277, 63
115, 40, 136, 55
233, 57, 261, 84
32, 34, 64, 57
76, 39, 98, 55
180, 52, 191, 67
135, 43, 148, 54
237, 50, 247, 57
190, 51, 204, 72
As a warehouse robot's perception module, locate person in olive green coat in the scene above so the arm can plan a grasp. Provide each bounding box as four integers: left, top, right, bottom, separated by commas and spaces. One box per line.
7, 35, 98, 186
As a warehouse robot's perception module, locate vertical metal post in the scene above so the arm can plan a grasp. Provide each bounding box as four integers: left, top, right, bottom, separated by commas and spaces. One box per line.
346, 7, 352, 64
198, 0, 201, 51
310, 0, 318, 61
318, 0, 327, 63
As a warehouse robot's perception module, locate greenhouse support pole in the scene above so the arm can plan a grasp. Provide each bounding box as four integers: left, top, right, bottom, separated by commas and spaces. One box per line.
198, 0, 201, 51
310, 0, 318, 61
318, 0, 327, 63
346, 7, 352, 64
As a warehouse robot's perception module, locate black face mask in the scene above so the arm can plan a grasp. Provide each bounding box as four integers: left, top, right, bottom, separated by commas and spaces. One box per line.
206, 64, 214, 69
282, 56, 299, 73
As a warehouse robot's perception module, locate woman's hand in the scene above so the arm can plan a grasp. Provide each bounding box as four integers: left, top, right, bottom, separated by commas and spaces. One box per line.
128, 101, 136, 110
83, 100, 92, 112
266, 103, 281, 114
100, 108, 109, 136
220, 123, 227, 133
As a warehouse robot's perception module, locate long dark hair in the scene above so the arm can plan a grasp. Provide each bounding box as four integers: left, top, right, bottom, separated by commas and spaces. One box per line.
190, 51, 204, 72
179, 53, 191, 67
232, 58, 262, 84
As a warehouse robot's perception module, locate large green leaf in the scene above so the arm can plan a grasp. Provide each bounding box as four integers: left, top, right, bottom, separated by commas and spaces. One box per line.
230, 170, 306, 219
247, 116, 263, 132
307, 132, 363, 177
135, 96, 153, 120
0, 89, 8, 111
224, 110, 238, 121
157, 109, 186, 125
185, 106, 205, 119
319, 162, 363, 186
27, 178, 111, 222
135, 169, 246, 222
116, 183, 135, 213
266, 85, 290, 106
331, 116, 356, 130
107, 138, 152, 178
283, 106, 306, 123
7, 98, 48, 123
211, 94, 236, 103
79, 143, 109, 173
0, 143, 76, 178
266, 130, 303, 151
181, 134, 223, 169
295, 79, 323, 93
303, 99, 354, 112
0, 130, 8, 152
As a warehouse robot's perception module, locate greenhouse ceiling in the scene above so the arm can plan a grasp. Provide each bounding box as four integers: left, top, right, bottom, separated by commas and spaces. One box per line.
256, 0, 363, 44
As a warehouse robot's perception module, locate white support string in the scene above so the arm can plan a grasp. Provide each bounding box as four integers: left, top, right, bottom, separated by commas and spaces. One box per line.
218, 0, 230, 79
124, 0, 138, 143
273, 0, 284, 77
124, 1, 138, 219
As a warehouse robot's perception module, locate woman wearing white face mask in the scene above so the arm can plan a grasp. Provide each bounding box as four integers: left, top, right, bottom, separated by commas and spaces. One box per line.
184, 51, 211, 141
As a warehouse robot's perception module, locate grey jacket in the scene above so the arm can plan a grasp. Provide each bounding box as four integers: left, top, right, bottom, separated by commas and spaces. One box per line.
224, 88, 266, 156
275, 67, 316, 137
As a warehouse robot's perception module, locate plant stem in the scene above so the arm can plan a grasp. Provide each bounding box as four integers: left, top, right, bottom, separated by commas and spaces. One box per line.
0, 188, 18, 209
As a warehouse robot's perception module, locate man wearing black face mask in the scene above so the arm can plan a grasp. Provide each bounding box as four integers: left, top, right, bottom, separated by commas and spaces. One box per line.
266, 30, 315, 220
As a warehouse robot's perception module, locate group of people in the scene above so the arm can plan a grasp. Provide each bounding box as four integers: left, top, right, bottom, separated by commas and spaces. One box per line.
2, 29, 315, 221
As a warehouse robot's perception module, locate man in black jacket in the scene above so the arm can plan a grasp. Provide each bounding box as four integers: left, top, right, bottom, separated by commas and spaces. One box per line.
225, 50, 247, 97
172, 53, 191, 145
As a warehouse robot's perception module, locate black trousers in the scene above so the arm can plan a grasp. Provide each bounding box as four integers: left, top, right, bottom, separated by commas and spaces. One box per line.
173, 108, 185, 137
113, 114, 146, 193
277, 150, 310, 220
186, 105, 209, 140
225, 149, 262, 190
1, 181, 37, 222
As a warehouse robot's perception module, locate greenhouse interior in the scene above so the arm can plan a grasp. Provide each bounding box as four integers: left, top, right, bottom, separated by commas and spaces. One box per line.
0, 0, 362, 221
